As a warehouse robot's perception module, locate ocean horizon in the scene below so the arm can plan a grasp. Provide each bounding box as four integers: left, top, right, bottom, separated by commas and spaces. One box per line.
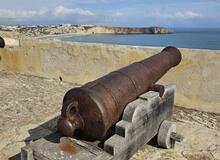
56, 28, 220, 50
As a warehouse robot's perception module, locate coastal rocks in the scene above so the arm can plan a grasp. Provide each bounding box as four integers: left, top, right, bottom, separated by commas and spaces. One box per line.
149, 27, 174, 34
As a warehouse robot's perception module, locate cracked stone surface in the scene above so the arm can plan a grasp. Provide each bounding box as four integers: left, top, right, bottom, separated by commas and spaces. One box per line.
0, 71, 219, 160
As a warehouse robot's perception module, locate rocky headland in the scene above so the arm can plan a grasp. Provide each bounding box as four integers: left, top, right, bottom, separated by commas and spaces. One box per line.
0, 24, 173, 38
78, 25, 173, 34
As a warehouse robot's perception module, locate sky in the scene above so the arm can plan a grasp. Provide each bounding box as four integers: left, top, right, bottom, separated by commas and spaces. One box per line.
0, 0, 220, 28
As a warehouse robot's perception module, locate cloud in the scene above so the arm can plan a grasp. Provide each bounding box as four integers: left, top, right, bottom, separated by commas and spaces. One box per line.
112, 12, 124, 17
153, 11, 203, 20
104, 12, 125, 24
106, 12, 124, 19
0, 8, 48, 20
53, 5, 95, 17
68, 0, 108, 3
0, 5, 96, 24
174, 11, 202, 19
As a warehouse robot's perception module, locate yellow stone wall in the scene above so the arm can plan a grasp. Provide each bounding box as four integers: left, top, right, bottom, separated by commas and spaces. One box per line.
0, 39, 219, 113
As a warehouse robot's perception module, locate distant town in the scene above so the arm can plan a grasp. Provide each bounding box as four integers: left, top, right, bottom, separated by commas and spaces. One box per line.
0, 24, 173, 38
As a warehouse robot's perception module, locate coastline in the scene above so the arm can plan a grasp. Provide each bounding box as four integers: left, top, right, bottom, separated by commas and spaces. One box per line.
0, 25, 172, 39
44, 32, 220, 50
1, 29, 220, 50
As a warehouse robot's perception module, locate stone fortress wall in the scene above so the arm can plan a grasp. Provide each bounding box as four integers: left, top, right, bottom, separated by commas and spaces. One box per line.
0, 38, 219, 114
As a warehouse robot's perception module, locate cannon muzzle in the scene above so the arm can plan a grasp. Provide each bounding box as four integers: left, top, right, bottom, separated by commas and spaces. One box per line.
58, 46, 182, 140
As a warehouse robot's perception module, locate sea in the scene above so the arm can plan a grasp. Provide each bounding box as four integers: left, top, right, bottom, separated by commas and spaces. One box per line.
56, 28, 220, 50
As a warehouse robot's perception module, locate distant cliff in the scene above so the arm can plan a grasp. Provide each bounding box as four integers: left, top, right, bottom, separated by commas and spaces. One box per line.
83, 26, 173, 34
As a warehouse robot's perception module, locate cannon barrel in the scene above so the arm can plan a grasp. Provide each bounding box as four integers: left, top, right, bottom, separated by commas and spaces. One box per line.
0, 36, 5, 48
0, 37, 19, 48
57, 46, 182, 140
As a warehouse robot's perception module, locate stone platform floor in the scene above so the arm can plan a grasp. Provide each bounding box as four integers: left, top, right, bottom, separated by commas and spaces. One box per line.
0, 71, 219, 160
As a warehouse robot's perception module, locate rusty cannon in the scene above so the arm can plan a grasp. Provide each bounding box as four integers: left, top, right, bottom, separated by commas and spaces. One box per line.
0, 36, 5, 48
0, 36, 20, 48
57, 46, 182, 141
21, 47, 183, 160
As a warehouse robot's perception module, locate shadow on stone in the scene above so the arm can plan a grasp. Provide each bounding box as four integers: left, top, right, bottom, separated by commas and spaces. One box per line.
147, 135, 163, 148
25, 116, 60, 144
9, 153, 20, 160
